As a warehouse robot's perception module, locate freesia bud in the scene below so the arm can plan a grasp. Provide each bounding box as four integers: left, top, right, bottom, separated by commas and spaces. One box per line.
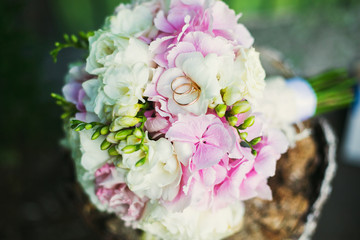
230, 101, 251, 115
240, 132, 248, 140
113, 104, 142, 117
115, 129, 133, 140
251, 149, 258, 156
239, 116, 255, 130
100, 126, 109, 135
140, 144, 149, 152
75, 123, 86, 132
133, 128, 143, 139
250, 137, 261, 146
110, 117, 141, 132
228, 116, 238, 126
91, 127, 101, 140
108, 146, 120, 156
215, 104, 227, 118
122, 145, 140, 154
106, 132, 119, 144
101, 139, 112, 150
135, 157, 147, 167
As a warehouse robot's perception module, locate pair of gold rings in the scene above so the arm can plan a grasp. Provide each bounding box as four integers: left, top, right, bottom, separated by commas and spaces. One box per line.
171, 76, 201, 106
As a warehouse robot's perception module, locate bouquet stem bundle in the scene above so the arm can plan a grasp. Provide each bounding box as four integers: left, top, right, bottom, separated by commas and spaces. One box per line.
308, 69, 357, 115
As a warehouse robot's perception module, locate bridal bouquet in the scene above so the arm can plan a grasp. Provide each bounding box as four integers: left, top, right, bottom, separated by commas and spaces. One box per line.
52, 0, 356, 239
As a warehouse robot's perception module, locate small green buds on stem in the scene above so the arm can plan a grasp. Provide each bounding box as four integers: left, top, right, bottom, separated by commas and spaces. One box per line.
135, 156, 147, 167
110, 117, 141, 132
92, 127, 102, 140
230, 100, 251, 115
108, 146, 120, 156
250, 137, 261, 146
239, 136, 261, 156
215, 104, 227, 118
101, 139, 112, 150
74, 123, 86, 132
251, 149, 257, 157
239, 132, 248, 140
115, 129, 133, 141
133, 128, 143, 139
100, 126, 109, 135
122, 145, 140, 154
227, 116, 238, 126
238, 116, 255, 130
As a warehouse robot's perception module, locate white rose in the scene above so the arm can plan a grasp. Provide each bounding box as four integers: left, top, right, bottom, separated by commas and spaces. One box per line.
109, 4, 153, 37
86, 31, 152, 75
139, 202, 245, 240
86, 31, 128, 75
223, 47, 266, 105
123, 138, 182, 201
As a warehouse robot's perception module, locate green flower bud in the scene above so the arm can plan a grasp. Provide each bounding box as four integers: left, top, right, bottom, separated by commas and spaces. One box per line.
85, 123, 93, 130
108, 146, 120, 156
115, 129, 133, 141
240, 132, 248, 140
228, 116, 238, 126
230, 101, 251, 115
250, 137, 262, 146
140, 144, 149, 152
100, 126, 109, 135
100, 139, 112, 150
113, 104, 142, 117
215, 104, 227, 118
239, 116, 255, 130
127, 135, 142, 145
75, 123, 86, 132
61, 112, 71, 119
71, 119, 83, 125
251, 149, 258, 156
133, 128, 143, 139
122, 145, 140, 154
91, 127, 102, 140
135, 157, 147, 167
110, 117, 141, 132
106, 132, 119, 144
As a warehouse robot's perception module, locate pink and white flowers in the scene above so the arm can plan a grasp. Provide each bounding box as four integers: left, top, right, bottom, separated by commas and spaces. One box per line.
60, 1, 288, 239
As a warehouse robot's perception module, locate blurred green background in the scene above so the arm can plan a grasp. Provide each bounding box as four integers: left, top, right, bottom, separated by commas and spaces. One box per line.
1, 0, 359, 239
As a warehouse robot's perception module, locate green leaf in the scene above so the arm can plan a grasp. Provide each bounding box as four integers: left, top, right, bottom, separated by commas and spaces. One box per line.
50, 31, 94, 62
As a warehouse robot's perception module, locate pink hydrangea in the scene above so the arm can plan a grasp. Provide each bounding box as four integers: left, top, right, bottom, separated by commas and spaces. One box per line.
166, 114, 235, 170
216, 127, 289, 202
95, 163, 147, 226
151, 0, 253, 66
165, 113, 288, 210
166, 31, 235, 68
